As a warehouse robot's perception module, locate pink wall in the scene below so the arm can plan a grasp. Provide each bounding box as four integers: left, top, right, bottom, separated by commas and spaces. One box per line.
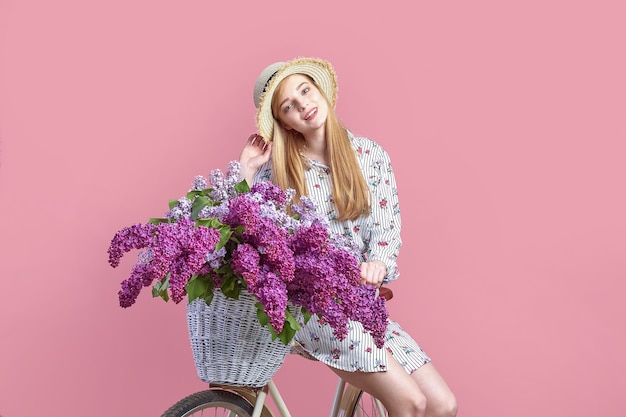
1, 1, 625, 416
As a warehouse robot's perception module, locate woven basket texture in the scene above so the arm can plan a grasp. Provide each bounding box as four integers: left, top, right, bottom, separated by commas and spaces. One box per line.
187, 289, 292, 388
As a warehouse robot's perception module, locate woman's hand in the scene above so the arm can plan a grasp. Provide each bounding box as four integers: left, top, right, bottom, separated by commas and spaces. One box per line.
239, 134, 272, 184
359, 260, 387, 288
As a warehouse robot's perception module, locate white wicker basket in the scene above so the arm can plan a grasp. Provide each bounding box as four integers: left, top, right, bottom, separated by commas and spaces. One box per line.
187, 289, 292, 388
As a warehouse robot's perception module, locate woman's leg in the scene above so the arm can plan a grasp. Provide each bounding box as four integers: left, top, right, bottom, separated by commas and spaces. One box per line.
329, 352, 457, 417
329, 350, 427, 417
410, 362, 457, 417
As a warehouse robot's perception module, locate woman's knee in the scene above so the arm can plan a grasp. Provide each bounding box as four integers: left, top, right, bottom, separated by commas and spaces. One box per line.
429, 393, 457, 417
414, 394, 429, 416
385, 392, 427, 417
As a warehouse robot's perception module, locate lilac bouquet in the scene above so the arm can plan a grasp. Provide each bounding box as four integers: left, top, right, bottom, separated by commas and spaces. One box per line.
107, 161, 388, 347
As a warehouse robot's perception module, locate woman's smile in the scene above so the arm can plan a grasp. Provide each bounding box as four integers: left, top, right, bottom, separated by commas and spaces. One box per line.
304, 107, 318, 121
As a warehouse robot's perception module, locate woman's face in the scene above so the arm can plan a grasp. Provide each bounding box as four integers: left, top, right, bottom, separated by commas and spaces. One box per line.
273, 74, 329, 137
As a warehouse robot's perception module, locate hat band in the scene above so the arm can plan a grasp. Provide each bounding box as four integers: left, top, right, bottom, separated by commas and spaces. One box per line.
263, 70, 280, 94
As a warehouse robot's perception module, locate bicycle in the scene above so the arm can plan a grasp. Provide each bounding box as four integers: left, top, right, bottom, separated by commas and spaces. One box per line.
160, 288, 394, 417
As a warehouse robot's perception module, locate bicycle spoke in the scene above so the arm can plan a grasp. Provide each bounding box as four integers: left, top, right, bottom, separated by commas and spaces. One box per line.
354, 392, 389, 417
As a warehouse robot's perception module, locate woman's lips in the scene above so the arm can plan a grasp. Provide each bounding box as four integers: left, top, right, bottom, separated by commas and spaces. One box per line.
304, 107, 318, 121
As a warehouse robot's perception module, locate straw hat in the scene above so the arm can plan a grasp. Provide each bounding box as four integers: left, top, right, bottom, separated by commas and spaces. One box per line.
253, 57, 338, 141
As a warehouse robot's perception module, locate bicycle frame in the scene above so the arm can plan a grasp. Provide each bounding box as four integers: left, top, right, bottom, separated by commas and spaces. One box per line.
218, 376, 360, 417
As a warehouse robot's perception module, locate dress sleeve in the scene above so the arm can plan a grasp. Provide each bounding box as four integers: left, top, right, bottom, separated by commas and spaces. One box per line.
361, 140, 403, 282
251, 161, 274, 185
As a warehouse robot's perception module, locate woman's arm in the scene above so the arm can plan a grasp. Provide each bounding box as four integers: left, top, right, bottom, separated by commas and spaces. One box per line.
239, 133, 272, 185
361, 139, 403, 283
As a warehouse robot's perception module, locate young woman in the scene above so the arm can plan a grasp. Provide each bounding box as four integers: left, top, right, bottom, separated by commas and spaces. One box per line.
239, 57, 457, 417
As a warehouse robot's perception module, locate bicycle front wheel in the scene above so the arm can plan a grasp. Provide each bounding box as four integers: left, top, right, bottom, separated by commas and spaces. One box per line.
351, 390, 389, 417
160, 389, 254, 417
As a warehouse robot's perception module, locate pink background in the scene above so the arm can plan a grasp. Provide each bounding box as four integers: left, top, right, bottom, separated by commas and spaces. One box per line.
1, 1, 625, 416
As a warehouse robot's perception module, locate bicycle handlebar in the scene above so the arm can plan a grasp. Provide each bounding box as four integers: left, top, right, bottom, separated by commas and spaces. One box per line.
378, 286, 393, 301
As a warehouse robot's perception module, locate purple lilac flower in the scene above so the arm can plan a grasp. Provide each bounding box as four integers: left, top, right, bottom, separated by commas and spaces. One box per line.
226, 160, 241, 182
252, 270, 288, 332
208, 161, 243, 202
198, 201, 229, 221
110, 218, 220, 307
167, 221, 220, 302
284, 188, 296, 204
348, 285, 389, 348
231, 244, 260, 288
205, 247, 227, 269
329, 232, 361, 260
224, 160, 241, 197
259, 200, 295, 229
248, 217, 295, 283
109, 163, 389, 346
167, 197, 193, 220
251, 181, 289, 207
209, 188, 228, 202
208, 168, 228, 201
297, 195, 318, 212
225, 190, 296, 284
284, 221, 388, 348
209, 168, 224, 189
108, 223, 157, 268
290, 196, 329, 228
223, 194, 262, 233
137, 248, 154, 264
290, 223, 331, 255
190, 175, 207, 191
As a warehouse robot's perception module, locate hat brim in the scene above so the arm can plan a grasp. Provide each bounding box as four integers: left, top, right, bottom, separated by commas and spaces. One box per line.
256, 57, 337, 142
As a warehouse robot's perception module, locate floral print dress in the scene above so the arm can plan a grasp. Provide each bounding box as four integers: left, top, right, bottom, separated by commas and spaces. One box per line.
253, 133, 430, 373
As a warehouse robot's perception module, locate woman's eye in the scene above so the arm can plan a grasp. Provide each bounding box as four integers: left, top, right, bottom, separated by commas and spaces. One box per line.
284, 103, 293, 112
302, 87, 310, 95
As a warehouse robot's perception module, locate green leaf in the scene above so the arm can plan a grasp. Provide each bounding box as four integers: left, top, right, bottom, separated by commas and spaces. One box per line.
220, 276, 241, 299
255, 310, 281, 342
215, 263, 231, 276
195, 219, 232, 251
195, 188, 212, 197
202, 292, 214, 306
234, 179, 250, 194
256, 303, 270, 326
191, 196, 212, 220
148, 217, 170, 225
151, 274, 170, 302
185, 274, 214, 303
216, 227, 233, 250
285, 309, 301, 331
302, 309, 312, 325
168, 199, 179, 210
276, 309, 301, 344
276, 323, 297, 345
234, 225, 246, 235
255, 304, 300, 345
195, 218, 224, 228
185, 190, 203, 200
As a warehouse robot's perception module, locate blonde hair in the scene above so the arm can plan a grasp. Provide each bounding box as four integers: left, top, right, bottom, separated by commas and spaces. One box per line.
270, 76, 371, 221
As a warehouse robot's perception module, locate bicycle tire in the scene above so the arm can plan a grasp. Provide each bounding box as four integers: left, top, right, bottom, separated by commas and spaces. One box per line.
160, 389, 254, 417
342, 385, 389, 417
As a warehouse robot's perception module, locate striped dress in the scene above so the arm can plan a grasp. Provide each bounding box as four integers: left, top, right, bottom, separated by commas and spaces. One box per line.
252, 132, 431, 373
